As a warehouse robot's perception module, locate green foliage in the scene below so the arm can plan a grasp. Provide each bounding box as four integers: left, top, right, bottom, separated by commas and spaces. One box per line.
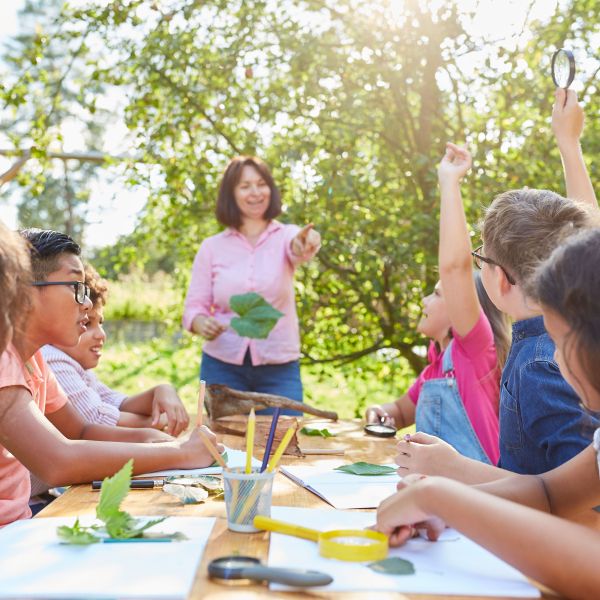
334, 462, 397, 476
300, 426, 334, 438
229, 292, 284, 339
5, 0, 597, 376
101, 271, 182, 325
368, 557, 415, 575
57, 460, 166, 544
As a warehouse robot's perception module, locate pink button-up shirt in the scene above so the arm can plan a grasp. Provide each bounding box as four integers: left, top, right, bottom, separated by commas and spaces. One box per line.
183, 221, 316, 366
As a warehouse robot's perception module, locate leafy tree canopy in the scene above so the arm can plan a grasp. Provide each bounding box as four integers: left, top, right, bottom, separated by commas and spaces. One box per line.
2, 0, 598, 373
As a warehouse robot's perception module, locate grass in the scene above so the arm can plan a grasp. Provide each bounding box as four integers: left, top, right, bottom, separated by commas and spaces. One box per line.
95, 335, 416, 419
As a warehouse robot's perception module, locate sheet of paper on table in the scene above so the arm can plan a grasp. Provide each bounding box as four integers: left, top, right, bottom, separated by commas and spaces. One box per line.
281, 460, 399, 509
141, 447, 261, 477
0, 516, 215, 599
267, 507, 540, 597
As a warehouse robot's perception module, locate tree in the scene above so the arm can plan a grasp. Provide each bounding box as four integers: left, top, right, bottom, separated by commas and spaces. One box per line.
2, 0, 598, 377
1, 0, 110, 241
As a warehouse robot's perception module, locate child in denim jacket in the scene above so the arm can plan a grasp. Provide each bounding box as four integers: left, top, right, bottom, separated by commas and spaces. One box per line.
375, 228, 600, 599
395, 88, 599, 482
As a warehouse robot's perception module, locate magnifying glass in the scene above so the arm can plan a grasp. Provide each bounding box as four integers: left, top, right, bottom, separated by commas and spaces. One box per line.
364, 423, 397, 438
551, 48, 575, 88
208, 556, 333, 587
253, 515, 388, 562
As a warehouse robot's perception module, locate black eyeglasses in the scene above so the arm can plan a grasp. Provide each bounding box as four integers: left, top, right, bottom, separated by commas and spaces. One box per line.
471, 245, 516, 285
32, 281, 90, 305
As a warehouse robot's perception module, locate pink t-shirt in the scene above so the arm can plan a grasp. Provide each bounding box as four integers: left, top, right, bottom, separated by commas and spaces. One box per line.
408, 309, 500, 464
183, 220, 317, 366
0, 345, 68, 526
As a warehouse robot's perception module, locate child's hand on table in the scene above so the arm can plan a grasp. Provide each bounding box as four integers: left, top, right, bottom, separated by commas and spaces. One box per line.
375, 475, 447, 547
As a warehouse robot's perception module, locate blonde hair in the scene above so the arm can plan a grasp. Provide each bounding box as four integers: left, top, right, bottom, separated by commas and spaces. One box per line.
482, 189, 596, 286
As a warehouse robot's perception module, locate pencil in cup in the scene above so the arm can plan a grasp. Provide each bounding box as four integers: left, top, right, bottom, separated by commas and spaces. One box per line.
231, 424, 297, 528
223, 467, 275, 533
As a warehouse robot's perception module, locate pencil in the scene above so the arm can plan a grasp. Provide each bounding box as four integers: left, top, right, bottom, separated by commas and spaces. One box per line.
198, 428, 228, 470
266, 424, 297, 472
196, 380, 206, 427
260, 408, 281, 472
245, 408, 256, 474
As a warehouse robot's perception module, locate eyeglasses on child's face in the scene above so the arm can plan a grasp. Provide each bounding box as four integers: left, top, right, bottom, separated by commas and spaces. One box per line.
31, 281, 91, 305
471, 245, 516, 286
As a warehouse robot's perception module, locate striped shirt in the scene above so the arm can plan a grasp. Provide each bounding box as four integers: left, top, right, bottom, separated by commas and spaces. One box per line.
41, 345, 126, 426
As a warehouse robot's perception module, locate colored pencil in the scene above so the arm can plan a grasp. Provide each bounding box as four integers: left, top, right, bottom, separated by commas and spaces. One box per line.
260, 408, 281, 472
266, 424, 297, 472
245, 408, 256, 474
198, 429, 228, 471
196, 380, 206, 427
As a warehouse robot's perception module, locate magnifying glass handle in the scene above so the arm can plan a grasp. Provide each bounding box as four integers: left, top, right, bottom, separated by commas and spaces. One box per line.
241, 566, 333, 587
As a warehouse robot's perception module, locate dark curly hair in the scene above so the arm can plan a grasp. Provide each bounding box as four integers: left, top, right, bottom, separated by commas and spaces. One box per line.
84, 263, 109, 310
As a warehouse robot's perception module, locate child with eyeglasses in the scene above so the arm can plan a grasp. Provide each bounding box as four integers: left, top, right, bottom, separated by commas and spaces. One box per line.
42, 263, 190, 437
375, 228, 600, 599
365, 141, 511, 465
0, 228, 222, 527
394, 89, 600, 488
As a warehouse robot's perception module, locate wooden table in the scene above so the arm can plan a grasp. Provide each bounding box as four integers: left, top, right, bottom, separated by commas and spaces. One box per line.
38, 419, 553, 599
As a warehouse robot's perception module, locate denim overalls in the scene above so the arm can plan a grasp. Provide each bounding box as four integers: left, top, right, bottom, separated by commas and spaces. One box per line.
415, 340, 491, 464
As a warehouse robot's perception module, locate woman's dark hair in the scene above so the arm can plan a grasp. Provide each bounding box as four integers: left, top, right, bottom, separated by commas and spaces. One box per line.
215, 156, 282, 229
533, 228, 600, 400
474, 271, 511, 369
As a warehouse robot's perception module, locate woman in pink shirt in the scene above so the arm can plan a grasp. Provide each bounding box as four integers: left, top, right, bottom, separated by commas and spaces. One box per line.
366, 144, 510, 464
183, 156, 321, 413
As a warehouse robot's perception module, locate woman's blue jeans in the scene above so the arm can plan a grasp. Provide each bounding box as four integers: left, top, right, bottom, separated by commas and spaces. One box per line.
200, 350, 303, 416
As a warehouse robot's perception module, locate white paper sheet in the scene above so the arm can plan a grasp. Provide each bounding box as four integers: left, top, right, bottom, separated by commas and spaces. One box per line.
0, 516, 215, 599
267, 507, 540, 597
141, 447, 261, 477
281, 460, 399, 508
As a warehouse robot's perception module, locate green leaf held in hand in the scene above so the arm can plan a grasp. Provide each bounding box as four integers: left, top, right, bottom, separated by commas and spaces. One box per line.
229, 292, 283, 339
334, 462, 397, 476
368, 557, 415, 575
300, 426, 334, 438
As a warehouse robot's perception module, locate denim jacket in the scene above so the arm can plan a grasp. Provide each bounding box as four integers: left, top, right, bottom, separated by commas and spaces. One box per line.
498, 316, 598, 474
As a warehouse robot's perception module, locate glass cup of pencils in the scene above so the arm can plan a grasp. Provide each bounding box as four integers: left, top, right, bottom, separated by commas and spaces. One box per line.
223, 468, 276, 533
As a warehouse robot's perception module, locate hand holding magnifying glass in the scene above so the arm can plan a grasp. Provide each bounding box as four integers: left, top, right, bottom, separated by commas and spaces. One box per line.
551, 48, 575, 89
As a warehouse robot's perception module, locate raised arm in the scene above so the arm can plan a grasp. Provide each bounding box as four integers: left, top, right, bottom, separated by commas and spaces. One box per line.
437, 142, 480, 337
552, 88, 598, 210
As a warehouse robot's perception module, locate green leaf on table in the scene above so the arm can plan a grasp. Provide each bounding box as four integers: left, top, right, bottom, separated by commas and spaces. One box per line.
368, 557, 415, 575
334, 462, 397, 476
57, 518, 100, 545
58, 459, 168, 544
229, 292, 283, 339
300, 426, 334, 438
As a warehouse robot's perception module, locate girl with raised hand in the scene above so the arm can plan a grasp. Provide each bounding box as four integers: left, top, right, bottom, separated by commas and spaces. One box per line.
375, 228, 600, 599
366, 144, 509, 464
